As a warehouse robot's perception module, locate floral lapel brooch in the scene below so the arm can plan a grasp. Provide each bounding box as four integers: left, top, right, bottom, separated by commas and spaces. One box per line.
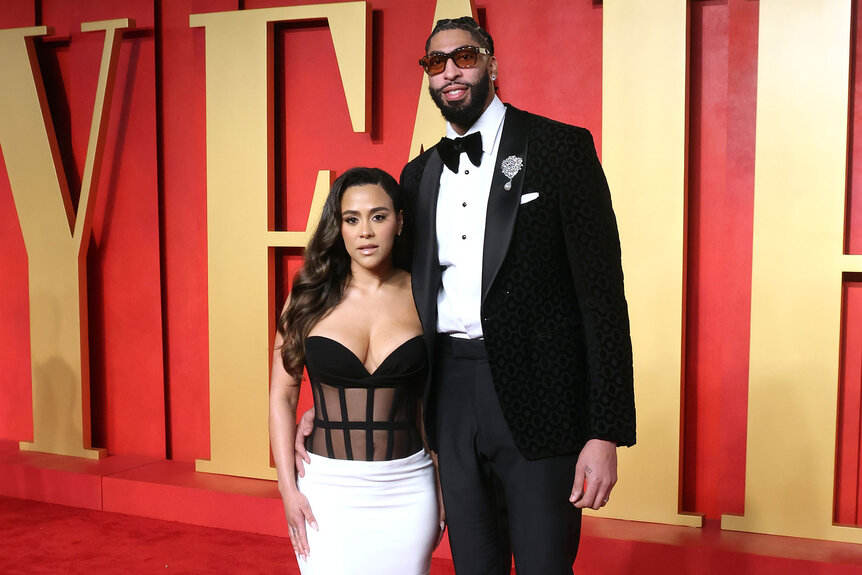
500, 155, 524, 191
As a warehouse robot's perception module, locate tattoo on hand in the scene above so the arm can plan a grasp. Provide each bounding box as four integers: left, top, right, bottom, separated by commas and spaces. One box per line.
585, 466, 593, 475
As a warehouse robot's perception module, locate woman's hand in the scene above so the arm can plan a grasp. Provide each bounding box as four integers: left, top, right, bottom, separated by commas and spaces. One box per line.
269, 297, 317, 562
281, 487, 318, 562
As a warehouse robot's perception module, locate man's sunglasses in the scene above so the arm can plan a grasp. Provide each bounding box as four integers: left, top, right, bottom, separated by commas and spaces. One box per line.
418, 46, 491, 76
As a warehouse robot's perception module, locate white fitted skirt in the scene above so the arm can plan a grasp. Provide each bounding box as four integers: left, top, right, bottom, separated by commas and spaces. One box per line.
295, 449, 438, 575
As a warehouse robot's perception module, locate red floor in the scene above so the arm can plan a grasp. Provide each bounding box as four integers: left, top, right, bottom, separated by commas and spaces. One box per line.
4, 441, 862, 573
0, 495, 298, 575
0, 495, 458, 574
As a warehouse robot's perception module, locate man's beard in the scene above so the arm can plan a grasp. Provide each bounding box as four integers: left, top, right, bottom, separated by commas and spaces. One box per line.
428, 70, 492, 128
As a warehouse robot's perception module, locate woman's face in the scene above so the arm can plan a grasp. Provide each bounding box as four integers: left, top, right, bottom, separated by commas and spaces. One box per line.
340, 184, 403, 272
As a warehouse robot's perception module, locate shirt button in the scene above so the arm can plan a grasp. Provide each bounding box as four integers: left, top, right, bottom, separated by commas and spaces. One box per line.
464, 170, 470, 175
462, 234, 467, 240
462, 202, 467, 207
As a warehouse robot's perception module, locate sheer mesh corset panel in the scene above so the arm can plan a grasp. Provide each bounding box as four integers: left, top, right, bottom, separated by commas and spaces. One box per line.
304, 335, 427, 461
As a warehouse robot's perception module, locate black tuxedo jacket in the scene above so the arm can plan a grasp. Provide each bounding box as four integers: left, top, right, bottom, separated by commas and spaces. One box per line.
400, 105, 636, 460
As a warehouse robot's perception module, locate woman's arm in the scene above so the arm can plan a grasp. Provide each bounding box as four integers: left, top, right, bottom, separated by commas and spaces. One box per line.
418, 403, 446, 548
269, 306, 317, 562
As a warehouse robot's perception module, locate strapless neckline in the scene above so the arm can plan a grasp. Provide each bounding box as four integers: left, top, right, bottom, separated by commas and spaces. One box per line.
305, 335, 424, 377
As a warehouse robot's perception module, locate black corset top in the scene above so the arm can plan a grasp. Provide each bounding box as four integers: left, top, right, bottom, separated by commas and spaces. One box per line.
304, 335, 427, 461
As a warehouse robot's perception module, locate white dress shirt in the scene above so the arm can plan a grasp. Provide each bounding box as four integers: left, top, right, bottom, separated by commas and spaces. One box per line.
436, 96, 507, 338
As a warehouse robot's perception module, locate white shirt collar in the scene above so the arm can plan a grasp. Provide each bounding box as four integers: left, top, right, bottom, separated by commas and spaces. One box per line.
445, 95, 506, 157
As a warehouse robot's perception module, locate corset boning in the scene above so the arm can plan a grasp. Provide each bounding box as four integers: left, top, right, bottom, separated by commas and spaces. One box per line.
304, 335, 428, 461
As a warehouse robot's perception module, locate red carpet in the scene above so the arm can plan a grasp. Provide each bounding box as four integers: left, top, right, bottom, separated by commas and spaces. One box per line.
6, 490, 862, 574
0, 496, 457, 574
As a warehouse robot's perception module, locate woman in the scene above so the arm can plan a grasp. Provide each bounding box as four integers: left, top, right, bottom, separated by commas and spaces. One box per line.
269, 167, 441, 575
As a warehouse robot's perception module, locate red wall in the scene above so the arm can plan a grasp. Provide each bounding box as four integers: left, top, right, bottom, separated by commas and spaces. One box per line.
683, 0, 758, 520
1, 0, 861, 524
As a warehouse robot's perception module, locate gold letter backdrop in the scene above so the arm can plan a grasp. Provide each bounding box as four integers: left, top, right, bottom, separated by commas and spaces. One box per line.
721, 0, 862, 542
6, 0, 862, 543
0, 19, 132, 460
601, 0, 699, 527
190, 2, 369, 480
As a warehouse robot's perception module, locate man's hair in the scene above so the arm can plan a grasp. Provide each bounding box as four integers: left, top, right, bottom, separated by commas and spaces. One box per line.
425, 16, 494, 56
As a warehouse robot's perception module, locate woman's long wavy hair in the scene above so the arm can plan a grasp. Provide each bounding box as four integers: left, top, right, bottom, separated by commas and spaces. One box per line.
278, 167, 411, 378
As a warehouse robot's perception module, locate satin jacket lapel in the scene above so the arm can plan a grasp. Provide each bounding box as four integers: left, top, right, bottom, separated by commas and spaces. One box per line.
482, 106, 530, 304
413, 151, 444, 341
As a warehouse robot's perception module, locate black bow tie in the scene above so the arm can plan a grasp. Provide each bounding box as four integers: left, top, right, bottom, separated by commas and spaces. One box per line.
437, 132, 483, 173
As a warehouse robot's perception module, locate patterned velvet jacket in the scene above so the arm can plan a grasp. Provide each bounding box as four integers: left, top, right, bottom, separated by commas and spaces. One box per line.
400, 104, 636, 460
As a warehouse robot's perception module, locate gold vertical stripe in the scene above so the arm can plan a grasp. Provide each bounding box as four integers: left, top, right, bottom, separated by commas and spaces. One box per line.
76, 20, 132, 245
721, 0, 860, 542
190, 4, 368, 480
601, 0, 700, 526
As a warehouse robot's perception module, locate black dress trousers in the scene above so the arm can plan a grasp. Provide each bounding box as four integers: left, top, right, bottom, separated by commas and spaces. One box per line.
433, 335, 581, 575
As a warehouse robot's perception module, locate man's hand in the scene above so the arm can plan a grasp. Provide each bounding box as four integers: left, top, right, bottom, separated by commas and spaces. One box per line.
570, 438, 617, 510
294, 407, 314, 477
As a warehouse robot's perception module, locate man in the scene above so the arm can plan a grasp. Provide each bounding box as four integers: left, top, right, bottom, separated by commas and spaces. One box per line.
400, 17, 635, 575
296, 16, 635, 574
